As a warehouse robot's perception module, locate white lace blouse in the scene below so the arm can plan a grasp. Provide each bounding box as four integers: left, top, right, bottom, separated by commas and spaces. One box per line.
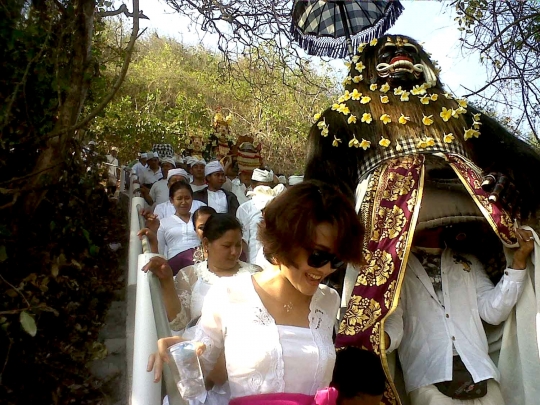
170, 261, 261, 332
193, 273, 340, 398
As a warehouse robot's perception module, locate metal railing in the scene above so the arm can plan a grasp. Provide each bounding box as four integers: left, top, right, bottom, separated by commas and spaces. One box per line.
127, 173, 185, 405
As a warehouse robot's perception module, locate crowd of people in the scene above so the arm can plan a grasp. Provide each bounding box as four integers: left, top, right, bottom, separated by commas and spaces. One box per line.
125, 144, 388, 405
123, 141, 535, 405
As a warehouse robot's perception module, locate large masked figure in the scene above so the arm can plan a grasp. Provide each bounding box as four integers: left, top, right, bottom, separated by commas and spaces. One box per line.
305, 35, 540, 405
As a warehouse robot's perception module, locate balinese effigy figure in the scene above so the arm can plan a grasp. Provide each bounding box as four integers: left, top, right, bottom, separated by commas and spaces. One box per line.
305, 35, 540, 405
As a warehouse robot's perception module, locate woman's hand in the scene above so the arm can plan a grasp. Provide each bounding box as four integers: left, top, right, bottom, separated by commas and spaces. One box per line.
140, 210, 160, 233
138, 228, 158, 253
147, 337, 206, 383
512, 228, 535, 270
142, 256, 174, 280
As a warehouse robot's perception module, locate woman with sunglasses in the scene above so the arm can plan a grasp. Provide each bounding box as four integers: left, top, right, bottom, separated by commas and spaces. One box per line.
151, 180, 364, 404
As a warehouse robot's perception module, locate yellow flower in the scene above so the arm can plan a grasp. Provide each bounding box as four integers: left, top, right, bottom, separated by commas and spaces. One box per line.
370, 38, 378, 46
351, 89, 362, 100
332, 136, 342, 147
394, 86, 404, 95
473, 121, 482, 130
348, 135, 360, 148
359, 138, 371, 150
342, 90, 351, 101
344, 61, 352, 69
440, 107, 453, 122
419, 95, 433, 106
342, 76, 352, 86
355, 62, 366, 72
417, 140, 428, 149
316, 119, 326, 129
443, 93, 453, 99
313, 113, 321, 122
357, 43, 367, 53
347, 115, 357, 124
337, 104, 350, 115
380, 95, 390, 104
225, 114, 233, 123
455, 106, 467, 115
400, 91, 410, 102
331, 103, 340, 111
464, 127, 480, 140
380, 114, 391, 125
398, 114, 410, 124
430, 94, 439, 101
352, 75, 363, 83
361, 113, 373, 124
352, 55, 360, 63
379, 138, 391, 147
473, 113, 481, 121
360, 95, 371, 104
422, 114, 434, 125
370, 83, 378, 91
443, 133, 455, 143
457, 99, 468, 108
411, 85, 426, 95
426, 137, 435, 147
380, 83, 390, 93
338, 95, 346, 103
321, 127, 329, 137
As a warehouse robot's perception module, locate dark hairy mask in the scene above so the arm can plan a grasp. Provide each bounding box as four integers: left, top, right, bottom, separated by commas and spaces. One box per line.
376, 36, 424, 86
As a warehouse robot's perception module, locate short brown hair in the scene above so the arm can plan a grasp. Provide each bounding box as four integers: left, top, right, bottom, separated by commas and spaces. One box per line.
259, 180, 364, 268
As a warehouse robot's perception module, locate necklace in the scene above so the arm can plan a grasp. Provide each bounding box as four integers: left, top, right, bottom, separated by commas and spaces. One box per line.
256, 280, 295, 313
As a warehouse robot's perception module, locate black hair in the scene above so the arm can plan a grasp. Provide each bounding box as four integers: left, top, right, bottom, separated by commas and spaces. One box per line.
331, 347, 386, 400
192, 206, 217, 227
202, 213, 242, 242
169, 181, 193, 198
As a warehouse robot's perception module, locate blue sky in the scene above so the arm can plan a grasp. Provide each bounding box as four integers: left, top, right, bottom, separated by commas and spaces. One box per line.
137, 0, 486, 97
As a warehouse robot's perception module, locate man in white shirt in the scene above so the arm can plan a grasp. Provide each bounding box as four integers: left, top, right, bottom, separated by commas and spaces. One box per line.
154, 168, 206, 219
193, 161, 239, 216
131, 152, 147, 181
105, 147, 119, 196
139, 151, 162, 189
142, 157, 175, 207
236, 182, 285, 263
384, 226, 535, 405
190, 158, 207, 192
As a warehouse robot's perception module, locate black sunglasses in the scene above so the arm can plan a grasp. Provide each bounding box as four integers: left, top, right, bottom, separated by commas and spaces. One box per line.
307, 249, 345, 270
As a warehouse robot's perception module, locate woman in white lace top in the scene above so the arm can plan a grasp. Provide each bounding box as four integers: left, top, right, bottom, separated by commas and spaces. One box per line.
153, 181, 365, 404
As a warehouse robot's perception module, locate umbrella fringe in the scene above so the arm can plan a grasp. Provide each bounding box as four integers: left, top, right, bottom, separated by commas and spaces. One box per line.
291, 0, 404, 59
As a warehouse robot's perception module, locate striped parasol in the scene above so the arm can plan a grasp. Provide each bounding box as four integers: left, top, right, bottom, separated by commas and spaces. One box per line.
291, 0, 404, 59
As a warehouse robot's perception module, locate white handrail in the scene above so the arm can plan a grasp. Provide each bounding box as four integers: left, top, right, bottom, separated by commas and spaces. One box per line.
131, 253, 161, 405
127, 190, 185, 405
128, 197, 144, 286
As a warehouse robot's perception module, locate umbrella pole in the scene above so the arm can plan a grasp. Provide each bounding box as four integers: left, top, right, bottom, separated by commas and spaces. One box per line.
337, 1, 354, 58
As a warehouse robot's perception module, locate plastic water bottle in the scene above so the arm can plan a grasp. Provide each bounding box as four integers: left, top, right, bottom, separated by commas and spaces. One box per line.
168, 341, 206, 401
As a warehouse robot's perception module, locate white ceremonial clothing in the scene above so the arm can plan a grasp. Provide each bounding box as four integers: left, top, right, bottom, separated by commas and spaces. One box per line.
169, 261, 261, 332
385, 249, 526, 393
231, 178, 249, 205
278, 325, 318, 393
193, 273, 339, 399
236, 199, 262, 263
157, 214, 200, 259
168, 261, 261, 405
131, 161, 147, 180
149, 179, 169, 205
154, 200, 205, 220
191, 183, 208, 192
207, 190, 227, 213
140, 167, 162, 185
106, 155, 118, 182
